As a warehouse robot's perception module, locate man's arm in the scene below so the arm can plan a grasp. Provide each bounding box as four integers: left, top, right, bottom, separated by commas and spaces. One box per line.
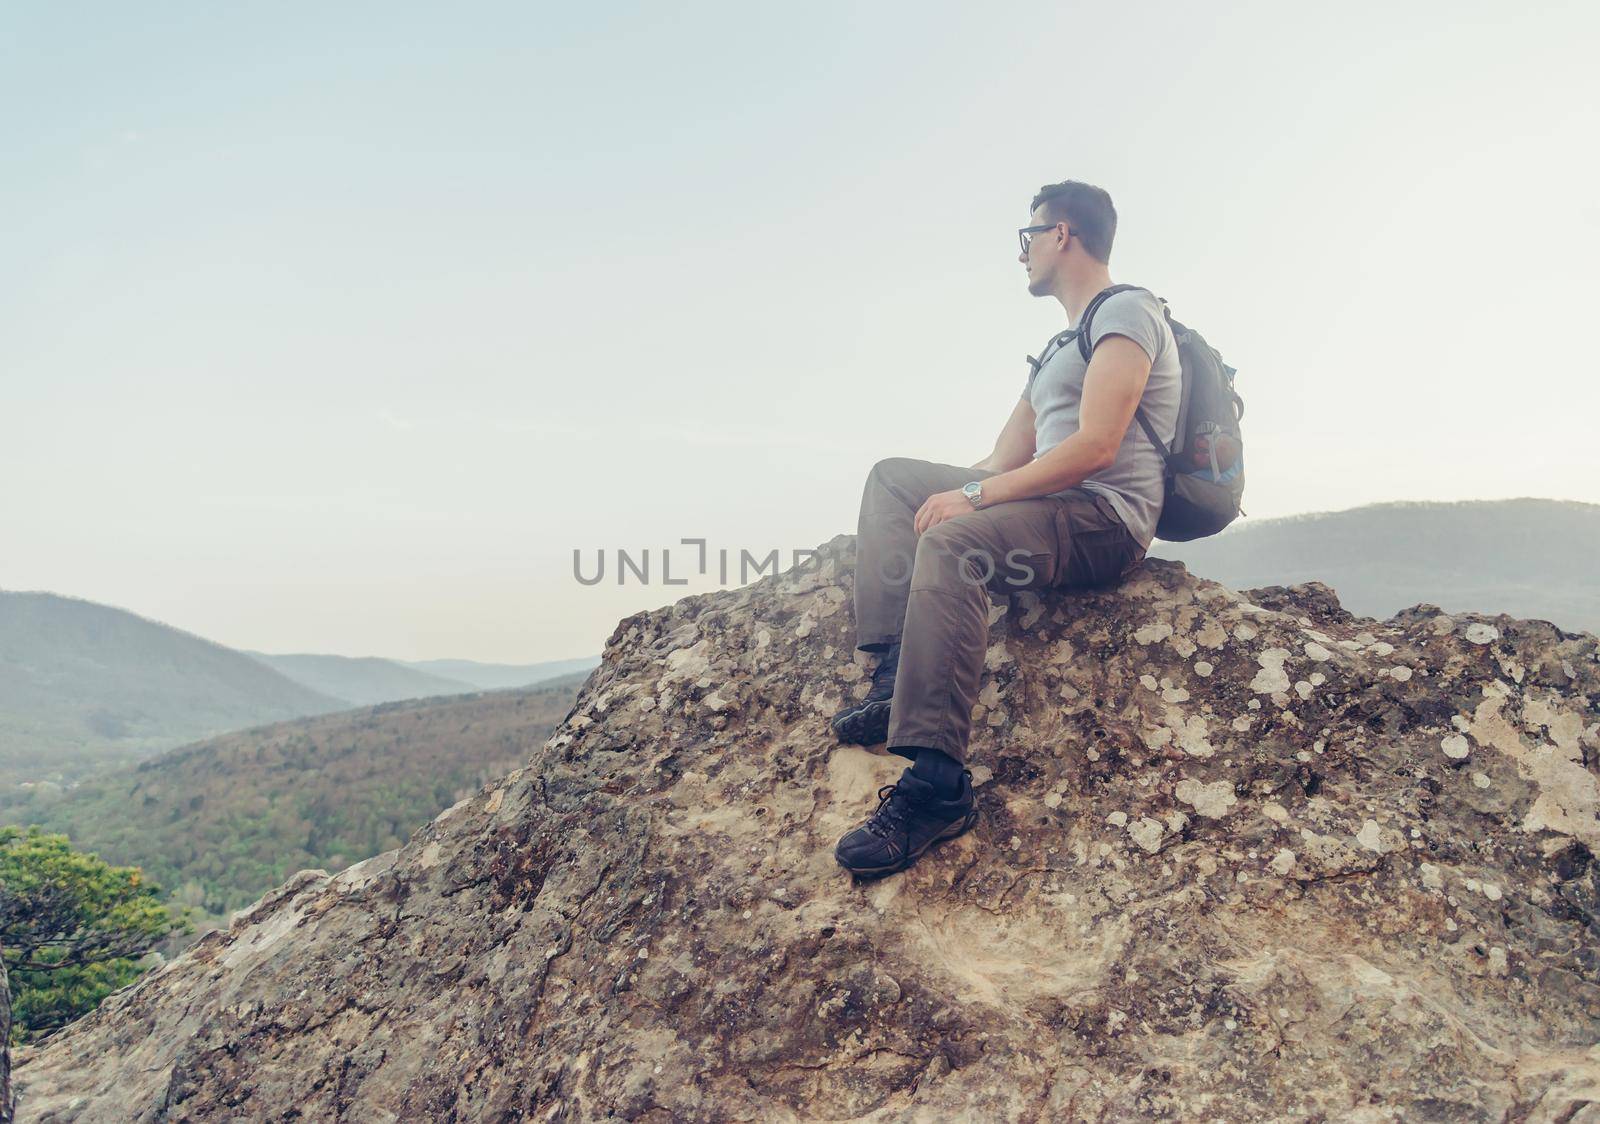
974, 335, 1153, 506
970, 396, 1037, 472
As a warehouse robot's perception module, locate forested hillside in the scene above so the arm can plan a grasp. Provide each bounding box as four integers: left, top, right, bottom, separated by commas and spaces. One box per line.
4, 672, 588, 929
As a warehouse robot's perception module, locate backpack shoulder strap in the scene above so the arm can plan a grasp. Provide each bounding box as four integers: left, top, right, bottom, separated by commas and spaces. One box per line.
1134, 407, 1173, 461
1076, 284, 1177, 462
1074, 284, 1147, 362
1025, 327, 1079, 383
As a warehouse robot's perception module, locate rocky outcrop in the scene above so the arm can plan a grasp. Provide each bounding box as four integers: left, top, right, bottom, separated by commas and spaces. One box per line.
13, 537, 1600, 1121
2, 952, 12, 1124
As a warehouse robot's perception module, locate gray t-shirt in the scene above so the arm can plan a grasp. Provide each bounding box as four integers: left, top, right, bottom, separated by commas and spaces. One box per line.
1022, 287, 1181, 550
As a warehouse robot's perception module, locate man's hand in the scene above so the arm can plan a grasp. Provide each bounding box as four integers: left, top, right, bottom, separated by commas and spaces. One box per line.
914, 489, 975, 535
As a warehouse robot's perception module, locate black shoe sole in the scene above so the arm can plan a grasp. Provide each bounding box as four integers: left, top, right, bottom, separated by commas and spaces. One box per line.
836, 809, 980, 879
830, 699, 891, 745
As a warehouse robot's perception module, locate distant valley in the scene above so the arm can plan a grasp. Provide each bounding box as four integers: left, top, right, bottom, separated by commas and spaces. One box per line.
245, 651, 602, 706
0, 589, 598, 790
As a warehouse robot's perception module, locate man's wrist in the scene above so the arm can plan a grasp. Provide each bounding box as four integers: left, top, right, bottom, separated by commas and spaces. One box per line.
976, 472, 1015, 507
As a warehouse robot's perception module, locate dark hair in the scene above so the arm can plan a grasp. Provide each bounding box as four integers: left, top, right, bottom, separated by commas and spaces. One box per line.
1030, 180, 1117, 263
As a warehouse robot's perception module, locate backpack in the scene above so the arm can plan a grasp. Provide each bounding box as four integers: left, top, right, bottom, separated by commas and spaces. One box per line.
1062, 284, 1246, 542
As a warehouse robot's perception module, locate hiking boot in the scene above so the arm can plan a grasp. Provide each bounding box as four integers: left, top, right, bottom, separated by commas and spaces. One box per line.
830, 640, 900, 745
834, 769, 978, 879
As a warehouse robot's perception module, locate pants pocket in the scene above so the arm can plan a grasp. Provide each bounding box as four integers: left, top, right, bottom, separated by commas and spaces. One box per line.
1054, 494, 1143, 589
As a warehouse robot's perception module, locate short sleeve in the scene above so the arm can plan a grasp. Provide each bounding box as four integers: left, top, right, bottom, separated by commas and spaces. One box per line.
1088, 291, 1163, 364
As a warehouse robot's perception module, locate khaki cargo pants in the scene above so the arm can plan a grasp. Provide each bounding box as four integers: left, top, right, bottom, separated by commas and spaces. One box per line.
853, 457, 1145, 763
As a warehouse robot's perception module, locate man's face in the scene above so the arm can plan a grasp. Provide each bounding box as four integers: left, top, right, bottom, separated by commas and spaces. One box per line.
1019, 205, 1067, 295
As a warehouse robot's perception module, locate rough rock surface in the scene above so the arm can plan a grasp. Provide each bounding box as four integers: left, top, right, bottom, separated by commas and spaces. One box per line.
3, 952, 12, 1123
14, 537, 1600, 1121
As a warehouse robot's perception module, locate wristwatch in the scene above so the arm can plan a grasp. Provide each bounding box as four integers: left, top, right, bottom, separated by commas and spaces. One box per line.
962, 481, 984, 509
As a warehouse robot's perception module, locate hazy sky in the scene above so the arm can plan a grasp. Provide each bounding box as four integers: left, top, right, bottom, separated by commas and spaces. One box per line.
4, 1, 1597, 663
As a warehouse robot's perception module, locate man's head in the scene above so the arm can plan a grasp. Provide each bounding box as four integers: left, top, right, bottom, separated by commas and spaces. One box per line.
1018, 180, 1117, 296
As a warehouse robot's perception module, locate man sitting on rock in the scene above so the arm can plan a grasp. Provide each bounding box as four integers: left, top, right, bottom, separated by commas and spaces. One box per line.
832, 180, 1181, 878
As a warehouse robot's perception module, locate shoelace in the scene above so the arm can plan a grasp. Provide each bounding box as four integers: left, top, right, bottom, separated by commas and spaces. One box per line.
865, 783, 912, 838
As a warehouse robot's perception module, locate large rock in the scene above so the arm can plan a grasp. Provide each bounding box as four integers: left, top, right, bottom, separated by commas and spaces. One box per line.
13, 537, 1600, 1121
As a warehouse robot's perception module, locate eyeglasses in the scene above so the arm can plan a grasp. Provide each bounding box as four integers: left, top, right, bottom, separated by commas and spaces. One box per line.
1018, 223, 1077, 254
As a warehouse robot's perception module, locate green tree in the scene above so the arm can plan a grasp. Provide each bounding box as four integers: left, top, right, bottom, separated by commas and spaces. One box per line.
0, 827, 188, 1043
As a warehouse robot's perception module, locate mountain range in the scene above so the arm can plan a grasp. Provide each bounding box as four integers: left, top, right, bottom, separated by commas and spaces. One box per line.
1152, 497, 1599, 633
0, 589, 598, 790
243, 651, 600, 706
0, 592, 341, 789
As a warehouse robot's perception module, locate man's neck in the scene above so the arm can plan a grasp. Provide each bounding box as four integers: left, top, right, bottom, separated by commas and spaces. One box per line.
1057, 267, 1116, 327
